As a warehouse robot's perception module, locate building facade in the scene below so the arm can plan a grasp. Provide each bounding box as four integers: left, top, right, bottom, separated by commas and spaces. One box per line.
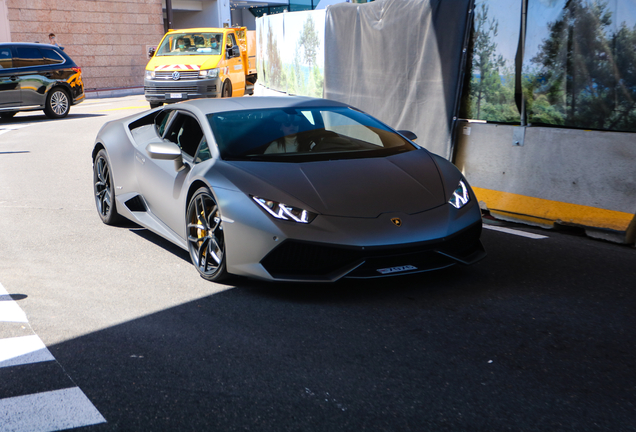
1, 0, 165, 91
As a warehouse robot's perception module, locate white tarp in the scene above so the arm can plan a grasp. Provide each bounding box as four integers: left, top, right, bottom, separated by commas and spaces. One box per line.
323, 0, 472, 158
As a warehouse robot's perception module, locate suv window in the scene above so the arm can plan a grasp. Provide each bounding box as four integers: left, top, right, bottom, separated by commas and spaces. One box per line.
40, 48, 65, 65
0, 48, 11, 69
14, 47, 44, 68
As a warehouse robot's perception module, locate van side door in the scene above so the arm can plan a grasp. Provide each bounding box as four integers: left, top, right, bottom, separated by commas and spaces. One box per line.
225, 32, 245, 97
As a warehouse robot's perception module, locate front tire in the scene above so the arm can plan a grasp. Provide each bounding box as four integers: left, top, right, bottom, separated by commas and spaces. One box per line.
187, 188, 228, 282
221, 80, 232, 98
93, 149, 122, 225
44, 88, 70, 119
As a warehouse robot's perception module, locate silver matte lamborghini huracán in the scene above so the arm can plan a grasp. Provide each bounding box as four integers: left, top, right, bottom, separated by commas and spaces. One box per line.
92, 96, 486, 282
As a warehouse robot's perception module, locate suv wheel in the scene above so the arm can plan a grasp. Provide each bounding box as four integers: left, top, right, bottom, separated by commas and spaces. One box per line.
44, 88, 70, 119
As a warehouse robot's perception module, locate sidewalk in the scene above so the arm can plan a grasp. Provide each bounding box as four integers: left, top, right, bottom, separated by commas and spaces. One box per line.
85, 84, 287, 100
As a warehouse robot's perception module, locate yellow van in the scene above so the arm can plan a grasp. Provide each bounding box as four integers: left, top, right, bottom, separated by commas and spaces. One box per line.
144, 27, 257, 108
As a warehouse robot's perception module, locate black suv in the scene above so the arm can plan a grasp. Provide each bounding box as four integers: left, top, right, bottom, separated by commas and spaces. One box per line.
0, 42, 84, 119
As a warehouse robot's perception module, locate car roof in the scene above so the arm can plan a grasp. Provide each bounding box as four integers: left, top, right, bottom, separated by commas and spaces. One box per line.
176, 96, 352, 115
0, 42, 61, 49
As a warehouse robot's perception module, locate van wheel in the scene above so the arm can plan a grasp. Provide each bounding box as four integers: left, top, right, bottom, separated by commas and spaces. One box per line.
222, 81, 232, 98
44, 88, 70, 119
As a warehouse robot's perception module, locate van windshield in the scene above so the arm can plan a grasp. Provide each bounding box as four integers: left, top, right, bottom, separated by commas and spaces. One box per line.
208, 107, 417, 162
155, 33, 223, 56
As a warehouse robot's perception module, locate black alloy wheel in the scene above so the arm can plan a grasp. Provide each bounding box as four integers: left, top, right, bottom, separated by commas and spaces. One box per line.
44, 88, 70, 119
93, 149, 122, 225
187, 188, 228, 281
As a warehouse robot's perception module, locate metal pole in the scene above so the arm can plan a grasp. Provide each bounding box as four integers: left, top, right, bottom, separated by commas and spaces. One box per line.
166, 0, 174, 30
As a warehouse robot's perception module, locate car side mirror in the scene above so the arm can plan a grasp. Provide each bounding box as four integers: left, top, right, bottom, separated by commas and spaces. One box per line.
232, 45, 240, 57
226, 46, 233, 58
398, 130, 417, 141
148, 47, 156, 58
146, 139, 185, 172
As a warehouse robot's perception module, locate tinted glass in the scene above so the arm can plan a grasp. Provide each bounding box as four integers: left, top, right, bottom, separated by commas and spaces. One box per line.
40, 48, 65, 65
0, 48, 11, 69
207, 107, 415, 162
14, 47, 44, 68
164, 113, 204, 158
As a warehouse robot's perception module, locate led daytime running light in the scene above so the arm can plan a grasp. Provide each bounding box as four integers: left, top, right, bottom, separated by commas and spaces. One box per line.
252, 196, 315, 223
449, 180, 470, 209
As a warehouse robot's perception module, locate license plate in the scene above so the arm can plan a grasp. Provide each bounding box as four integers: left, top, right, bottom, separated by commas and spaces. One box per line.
376, 265, 418, 275
169, 93, 183, 99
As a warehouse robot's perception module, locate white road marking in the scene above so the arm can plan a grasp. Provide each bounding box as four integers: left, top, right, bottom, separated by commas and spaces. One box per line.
0, 387, 107, 432
0, 300, 28, 323
484, 224, 548, 239
0, 125, 28, 136
0, 335, 55, 368
0, 281, 107, 430
0, 283, 28, 322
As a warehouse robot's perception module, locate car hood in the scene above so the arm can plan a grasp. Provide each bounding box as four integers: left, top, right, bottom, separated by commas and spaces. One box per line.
223, 150, 447, 218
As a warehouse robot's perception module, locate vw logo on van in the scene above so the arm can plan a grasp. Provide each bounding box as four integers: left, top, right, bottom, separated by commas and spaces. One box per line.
172, 71, 181, 81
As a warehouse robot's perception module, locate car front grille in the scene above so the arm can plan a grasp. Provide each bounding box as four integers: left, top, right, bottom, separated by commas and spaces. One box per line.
144, 85, 199, 94
155, 71, 200, 79
260, 222, 483, 279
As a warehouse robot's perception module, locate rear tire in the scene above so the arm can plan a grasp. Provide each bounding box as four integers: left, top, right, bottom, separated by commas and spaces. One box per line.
44, 88, 70, 119
93, 149, 123, 225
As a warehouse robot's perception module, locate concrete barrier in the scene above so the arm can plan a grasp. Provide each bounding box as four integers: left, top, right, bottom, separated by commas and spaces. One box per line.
454, 121, 636, 245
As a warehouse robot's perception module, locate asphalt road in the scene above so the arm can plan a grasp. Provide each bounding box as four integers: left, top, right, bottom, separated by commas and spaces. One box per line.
1, 96, 635, 431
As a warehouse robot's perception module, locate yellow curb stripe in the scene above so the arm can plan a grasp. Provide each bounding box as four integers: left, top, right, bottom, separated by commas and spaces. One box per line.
472, 187, 635, 232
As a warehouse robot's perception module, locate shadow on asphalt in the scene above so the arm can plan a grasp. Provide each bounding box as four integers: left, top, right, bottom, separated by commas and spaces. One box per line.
0, 113, 106, 124
38, 222, 636, 430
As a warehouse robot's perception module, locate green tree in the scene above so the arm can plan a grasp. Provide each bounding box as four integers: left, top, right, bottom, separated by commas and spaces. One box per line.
470, 3, 511, 120
266, 21, 283, 90
299, 16, 320, 69
529, 0, 636, 131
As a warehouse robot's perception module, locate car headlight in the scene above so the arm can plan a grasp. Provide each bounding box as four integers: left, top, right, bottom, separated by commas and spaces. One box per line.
252, 196, 316, 223
199, 68, 219, 79
449, 180, 470, 209
145, 70, 155, 79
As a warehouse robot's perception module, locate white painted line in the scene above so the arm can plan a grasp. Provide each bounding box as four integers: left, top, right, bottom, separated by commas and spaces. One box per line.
484, 224, 548, 239
0, 335, 55, 368
0, 283, 28, 323
0, 387, 106, 432
0, 299, 28, 323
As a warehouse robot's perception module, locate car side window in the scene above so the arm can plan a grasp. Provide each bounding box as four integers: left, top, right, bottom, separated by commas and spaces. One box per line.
194, 138, 212, 163
164, 113, 204, 159
40, 48, 65, 65
14, 47, 45, 68
155, 109, 175, 136
0, 48, 12, 69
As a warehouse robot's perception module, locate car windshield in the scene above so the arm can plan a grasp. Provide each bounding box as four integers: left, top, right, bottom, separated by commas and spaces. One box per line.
155, 32, 223, 56
207, 107, 416, 162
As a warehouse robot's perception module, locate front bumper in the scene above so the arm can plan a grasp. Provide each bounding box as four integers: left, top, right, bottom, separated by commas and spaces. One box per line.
260, 221, 486, 281
218, 187, 486, 282
144, 77, 222, 103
